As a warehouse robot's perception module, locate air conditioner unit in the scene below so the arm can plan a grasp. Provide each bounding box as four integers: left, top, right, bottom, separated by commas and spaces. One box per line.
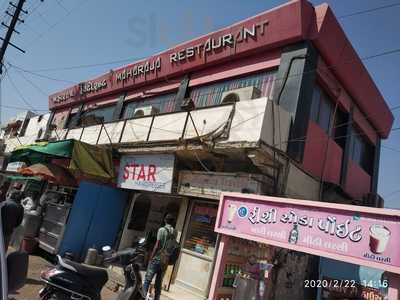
133, 106, 159, 118
220, 86, 261, 104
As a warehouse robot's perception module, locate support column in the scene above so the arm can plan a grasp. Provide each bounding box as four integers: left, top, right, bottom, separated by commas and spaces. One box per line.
208, 235, 231, 300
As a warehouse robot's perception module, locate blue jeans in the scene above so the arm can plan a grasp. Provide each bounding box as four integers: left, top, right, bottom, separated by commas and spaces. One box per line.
143, 259, 165, 300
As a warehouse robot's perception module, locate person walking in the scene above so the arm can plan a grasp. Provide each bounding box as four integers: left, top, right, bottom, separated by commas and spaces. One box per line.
1, 189, 24, 251
0, 181, 10, 203
143, 214, 177, 300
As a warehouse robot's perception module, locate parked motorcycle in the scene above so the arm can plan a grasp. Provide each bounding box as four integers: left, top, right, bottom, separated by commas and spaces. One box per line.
39, 238, 147, 300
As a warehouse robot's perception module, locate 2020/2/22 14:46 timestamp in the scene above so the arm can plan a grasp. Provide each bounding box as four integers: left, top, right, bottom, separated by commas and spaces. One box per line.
304, 279, 356, 288
362, 280, 389, 289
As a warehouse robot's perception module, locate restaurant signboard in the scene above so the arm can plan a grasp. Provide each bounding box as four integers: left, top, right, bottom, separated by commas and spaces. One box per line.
117, 154, 175, 194
215, 193, 400, 274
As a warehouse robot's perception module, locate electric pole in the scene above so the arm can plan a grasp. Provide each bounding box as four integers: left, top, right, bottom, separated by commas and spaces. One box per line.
0, 0, 27, 74
0, 0, 28, 124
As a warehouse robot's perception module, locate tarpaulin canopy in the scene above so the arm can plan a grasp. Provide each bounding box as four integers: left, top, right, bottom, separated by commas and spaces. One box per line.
9, 139, 115, 182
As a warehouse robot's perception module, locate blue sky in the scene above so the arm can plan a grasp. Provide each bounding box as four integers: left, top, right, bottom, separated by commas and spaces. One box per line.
0, 0, 399, 207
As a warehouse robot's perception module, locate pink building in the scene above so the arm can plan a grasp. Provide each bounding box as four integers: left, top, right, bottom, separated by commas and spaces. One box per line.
2, 0, 392, 299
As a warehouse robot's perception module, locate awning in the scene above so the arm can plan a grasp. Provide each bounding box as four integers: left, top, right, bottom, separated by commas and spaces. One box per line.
9, 139, 115, 182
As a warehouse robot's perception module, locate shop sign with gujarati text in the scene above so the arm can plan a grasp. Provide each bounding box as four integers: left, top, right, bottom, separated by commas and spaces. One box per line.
215, 193, 400, 274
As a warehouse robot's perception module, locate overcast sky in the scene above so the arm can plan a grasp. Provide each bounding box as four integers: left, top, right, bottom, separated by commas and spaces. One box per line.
0, 0, 399, 207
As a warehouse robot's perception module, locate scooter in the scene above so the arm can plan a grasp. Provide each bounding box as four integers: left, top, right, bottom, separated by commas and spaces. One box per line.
39, 238, 147, 300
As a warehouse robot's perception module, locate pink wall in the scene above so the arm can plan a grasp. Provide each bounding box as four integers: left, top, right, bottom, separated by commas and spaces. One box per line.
49, 0, 311, 110
48, 0, 393, 138
345, 159, 371, 199
312, 4, 393, 138
302, 121, 343, 185
317, 58, 378, 146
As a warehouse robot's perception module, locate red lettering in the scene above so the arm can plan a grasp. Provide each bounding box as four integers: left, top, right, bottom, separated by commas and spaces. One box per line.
131, 163, 138, 180
123, 164, 129, 180
147, 164, 156, 181
137, 164, 146, 181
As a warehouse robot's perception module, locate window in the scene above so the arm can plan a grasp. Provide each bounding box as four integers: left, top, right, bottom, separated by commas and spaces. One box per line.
350, 127, 374, 175
122, 93, 176, 119
65, 113, 76, 129
82, 105, 115, 125
189, 70, 276, 108
333, 109, 349, 149
310, 85, 334, 133
183, 202, 218, 258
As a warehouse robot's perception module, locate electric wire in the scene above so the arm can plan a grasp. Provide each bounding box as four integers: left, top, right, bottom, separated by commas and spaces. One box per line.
13, 66, 49, 96
338, 2, 400, 19
14, 1, 400, 73
5, 66, 46, 113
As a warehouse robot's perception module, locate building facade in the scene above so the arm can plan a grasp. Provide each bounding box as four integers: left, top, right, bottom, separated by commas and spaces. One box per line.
1, 0, 394, 299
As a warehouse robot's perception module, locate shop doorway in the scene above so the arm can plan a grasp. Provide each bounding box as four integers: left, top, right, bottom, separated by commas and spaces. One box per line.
174, 200, 219, 298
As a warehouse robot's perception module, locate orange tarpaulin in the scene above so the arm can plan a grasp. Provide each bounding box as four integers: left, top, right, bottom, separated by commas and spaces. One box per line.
19, 163, 77, 187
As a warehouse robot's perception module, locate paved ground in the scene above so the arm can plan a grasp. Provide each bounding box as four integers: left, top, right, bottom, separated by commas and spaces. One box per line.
8, 251, 117, 300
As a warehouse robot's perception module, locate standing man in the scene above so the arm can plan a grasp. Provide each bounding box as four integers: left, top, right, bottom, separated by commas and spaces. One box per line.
0, 181, 10, 203
143, 214, 177, 300
1, 189, 24, 251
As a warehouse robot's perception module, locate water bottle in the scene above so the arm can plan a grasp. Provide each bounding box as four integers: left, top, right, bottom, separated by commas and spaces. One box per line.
259, 280, 266, 297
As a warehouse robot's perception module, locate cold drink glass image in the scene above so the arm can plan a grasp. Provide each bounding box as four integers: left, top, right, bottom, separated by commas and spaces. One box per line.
369, 224, 391, 254
227, 204, 237, 223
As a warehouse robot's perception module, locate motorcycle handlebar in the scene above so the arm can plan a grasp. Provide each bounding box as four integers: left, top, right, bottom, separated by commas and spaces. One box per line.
103, 247, 146, 266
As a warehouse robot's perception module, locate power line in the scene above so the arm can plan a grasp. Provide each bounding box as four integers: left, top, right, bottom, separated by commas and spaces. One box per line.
383, 188, 400, 200
27, 56, 148, 72
5, 68, 43, 113
0, 103, 48, 111
7, 62, 75, 83
7, 50, 400, 142
13, 67, 49, 96
15, 1, 400, 73
338, 2, 400, 19
25, 0, 91, 48
382, 143, 400, 154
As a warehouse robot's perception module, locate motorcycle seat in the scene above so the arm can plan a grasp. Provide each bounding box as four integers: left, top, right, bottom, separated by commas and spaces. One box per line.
57, 256, 108, 291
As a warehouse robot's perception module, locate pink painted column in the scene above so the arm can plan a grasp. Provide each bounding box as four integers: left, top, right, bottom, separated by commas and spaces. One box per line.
208, 235, 231, 300
387, 272, 400, 300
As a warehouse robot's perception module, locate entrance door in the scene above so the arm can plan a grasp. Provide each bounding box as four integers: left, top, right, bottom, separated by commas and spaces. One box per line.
175, 201, 219, 298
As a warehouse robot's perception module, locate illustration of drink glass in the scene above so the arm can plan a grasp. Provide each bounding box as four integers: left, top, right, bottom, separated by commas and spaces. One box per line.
369, 224, 391, 254
227, 204, 237, 223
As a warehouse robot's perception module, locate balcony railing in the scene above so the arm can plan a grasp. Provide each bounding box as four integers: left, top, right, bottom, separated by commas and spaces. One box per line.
3, 97, 290, 153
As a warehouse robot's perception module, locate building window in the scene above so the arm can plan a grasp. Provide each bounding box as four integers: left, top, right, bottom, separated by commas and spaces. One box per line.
189, 70, 276, 108
310, 85, 334, 133
122, 93, 176, 119
81, 105, 115, 125
183, 202, 218, 258
350, 127, 374, 175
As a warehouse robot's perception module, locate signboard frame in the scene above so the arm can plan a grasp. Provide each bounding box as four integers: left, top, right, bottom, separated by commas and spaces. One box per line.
117, 154, 175, 194
215, 192, 400, 274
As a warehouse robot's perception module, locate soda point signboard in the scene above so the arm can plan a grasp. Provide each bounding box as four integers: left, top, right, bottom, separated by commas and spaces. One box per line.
215, 193, 400, 274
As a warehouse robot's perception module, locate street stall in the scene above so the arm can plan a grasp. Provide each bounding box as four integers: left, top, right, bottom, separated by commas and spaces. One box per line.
5, 139, 116, 255
209, 193, 400, 300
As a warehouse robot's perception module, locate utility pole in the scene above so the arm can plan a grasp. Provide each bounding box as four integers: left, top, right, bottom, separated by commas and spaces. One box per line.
0, 0, 27, 124
0, 0, 27, 74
